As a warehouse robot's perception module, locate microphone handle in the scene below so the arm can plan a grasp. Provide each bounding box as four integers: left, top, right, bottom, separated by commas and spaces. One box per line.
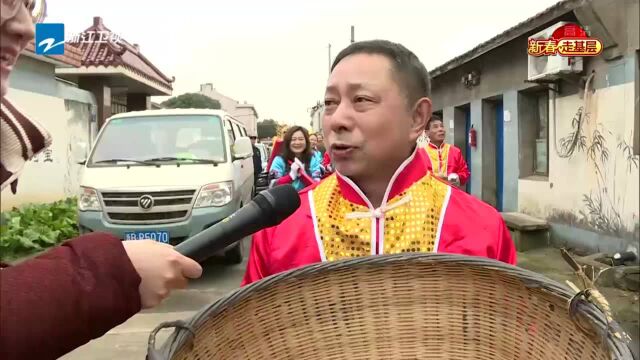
174, 201, 264, 263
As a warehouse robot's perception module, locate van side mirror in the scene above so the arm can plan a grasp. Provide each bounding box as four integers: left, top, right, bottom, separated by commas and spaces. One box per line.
74, 143, 88, 165
232, 137, 253, 160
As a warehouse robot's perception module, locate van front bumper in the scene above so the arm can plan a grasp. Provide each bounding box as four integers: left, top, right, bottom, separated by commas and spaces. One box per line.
78, 204, 236, 246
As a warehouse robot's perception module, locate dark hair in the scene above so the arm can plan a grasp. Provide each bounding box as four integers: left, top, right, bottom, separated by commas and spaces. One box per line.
331, 39, 431, 107
426, 114, 443, 130
281, 126, 313, 169
317, 142, 326, 155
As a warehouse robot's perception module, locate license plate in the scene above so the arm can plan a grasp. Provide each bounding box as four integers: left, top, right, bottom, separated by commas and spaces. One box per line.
124, 231, 169, 243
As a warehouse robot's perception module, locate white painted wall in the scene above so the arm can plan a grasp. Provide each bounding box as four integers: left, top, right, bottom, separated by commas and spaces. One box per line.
519, 81, 639, 233
200, 85, 237, 113
233, 105, 258, 136
199, 84, 258, 136
1, 89, 94, 211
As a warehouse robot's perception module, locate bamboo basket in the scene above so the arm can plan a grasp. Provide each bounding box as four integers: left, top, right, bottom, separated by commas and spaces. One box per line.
147, 253, 635, 360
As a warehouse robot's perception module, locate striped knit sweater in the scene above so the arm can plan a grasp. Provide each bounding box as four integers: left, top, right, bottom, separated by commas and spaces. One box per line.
0, 97, 52, 194
0, 99, 145, 360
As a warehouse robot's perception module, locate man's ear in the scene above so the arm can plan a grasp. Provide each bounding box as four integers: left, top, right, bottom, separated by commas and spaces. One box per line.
411, 97, 432, 137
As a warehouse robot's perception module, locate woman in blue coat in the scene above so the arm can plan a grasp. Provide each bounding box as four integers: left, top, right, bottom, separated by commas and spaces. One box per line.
269, 126, 321, 191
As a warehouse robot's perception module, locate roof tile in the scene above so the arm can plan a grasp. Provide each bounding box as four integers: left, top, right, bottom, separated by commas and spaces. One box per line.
67, 17, 173, 90
23, 41, 82, 68
430, 0, 585, 77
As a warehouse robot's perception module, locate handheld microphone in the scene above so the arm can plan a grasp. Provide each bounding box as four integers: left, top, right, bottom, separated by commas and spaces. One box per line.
174, 184, 300, 263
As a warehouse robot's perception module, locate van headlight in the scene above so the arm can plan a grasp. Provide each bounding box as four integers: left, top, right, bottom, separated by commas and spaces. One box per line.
78, 187, 101, 211
194, 182, 233, 208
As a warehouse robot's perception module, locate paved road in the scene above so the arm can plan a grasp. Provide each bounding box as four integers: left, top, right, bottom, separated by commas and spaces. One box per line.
61, 240, 249, 360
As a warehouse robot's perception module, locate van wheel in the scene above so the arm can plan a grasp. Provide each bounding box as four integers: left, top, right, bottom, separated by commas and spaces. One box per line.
223, 240, 243, 264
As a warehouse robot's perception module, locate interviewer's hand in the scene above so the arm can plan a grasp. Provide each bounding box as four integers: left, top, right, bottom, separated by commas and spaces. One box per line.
122, 240, 203, 309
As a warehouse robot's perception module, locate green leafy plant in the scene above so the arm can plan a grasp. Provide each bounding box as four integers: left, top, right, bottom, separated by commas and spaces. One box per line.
0, 197, 79, 262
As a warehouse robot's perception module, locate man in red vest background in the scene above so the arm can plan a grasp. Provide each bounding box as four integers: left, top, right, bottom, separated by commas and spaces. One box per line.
423, 115, 470, 187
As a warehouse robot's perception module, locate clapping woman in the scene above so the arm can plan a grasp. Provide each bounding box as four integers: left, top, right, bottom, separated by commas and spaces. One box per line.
269, 126, 321, 191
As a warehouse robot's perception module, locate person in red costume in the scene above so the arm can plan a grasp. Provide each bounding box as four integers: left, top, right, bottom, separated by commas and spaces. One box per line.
265, 126, 288, 173
242, 40, 516, 286
266, 137, 282, 173
423, 115, 470, 187
0, 2, 202, 359
321, 151, 333, 176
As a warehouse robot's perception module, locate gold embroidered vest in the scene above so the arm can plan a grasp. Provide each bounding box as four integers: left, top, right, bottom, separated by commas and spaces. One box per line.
425, 144, 450, 177
310, 174, 450, 262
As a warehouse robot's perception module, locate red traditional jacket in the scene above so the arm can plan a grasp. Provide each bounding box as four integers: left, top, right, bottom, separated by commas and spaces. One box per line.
242, 146, 515, 286
322, 152, 331, 168
424, 142, 470, 186
266, 137, 283, 172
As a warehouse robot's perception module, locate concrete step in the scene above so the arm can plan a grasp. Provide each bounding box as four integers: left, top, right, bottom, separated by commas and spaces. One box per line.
501, 212, 549, 231
501, 212, 550, 252
510, 229, 550, 251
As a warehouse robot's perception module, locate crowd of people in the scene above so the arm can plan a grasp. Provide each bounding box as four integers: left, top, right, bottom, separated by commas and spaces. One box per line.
258, 126, 333, 191
1, 0, 512, 358
260, 114, 470, 192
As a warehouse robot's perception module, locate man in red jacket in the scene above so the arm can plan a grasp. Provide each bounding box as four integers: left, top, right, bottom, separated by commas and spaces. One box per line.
242, 40, 515, 286
0, 2, 202, 359
423, 115, 470, 187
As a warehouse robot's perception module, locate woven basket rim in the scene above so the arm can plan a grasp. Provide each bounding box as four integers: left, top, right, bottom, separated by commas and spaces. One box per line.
151, 252, 635, 359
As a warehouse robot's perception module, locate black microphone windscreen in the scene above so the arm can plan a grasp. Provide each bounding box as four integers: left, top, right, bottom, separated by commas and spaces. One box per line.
254, 184, 301, 226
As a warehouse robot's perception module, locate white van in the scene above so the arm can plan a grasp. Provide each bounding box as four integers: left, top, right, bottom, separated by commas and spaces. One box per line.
76, 109, 255, 263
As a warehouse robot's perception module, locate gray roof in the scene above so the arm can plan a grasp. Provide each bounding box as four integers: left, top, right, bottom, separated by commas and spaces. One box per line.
430, 0, 589, 77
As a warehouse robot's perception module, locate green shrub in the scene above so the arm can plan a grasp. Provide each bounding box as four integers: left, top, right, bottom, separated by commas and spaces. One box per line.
0, 197, 79, 262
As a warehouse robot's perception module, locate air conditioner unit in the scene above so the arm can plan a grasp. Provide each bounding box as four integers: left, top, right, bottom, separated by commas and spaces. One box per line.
527, 21, 584, 81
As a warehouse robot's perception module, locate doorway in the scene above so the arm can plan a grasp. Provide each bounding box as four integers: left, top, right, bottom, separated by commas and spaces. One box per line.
496, 101, 504, 212
453, 104, 472, 194
464, 108, 472, 194
481, 97, 504, 211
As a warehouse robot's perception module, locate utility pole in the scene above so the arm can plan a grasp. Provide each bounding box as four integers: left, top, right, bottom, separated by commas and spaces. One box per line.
328, 43, 332, 74
351, 25, 355, 43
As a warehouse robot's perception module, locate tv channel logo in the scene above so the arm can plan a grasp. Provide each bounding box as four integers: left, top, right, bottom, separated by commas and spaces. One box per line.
35, 23, 65, 55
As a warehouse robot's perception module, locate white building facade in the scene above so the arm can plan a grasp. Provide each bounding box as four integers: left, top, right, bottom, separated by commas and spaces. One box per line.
199, 83, 258, 136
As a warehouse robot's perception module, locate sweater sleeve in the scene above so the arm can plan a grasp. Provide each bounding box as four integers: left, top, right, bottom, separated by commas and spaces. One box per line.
0, 232, 142, 360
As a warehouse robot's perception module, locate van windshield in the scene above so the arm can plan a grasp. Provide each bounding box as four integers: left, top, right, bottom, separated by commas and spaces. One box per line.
88, 115, 227, 166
